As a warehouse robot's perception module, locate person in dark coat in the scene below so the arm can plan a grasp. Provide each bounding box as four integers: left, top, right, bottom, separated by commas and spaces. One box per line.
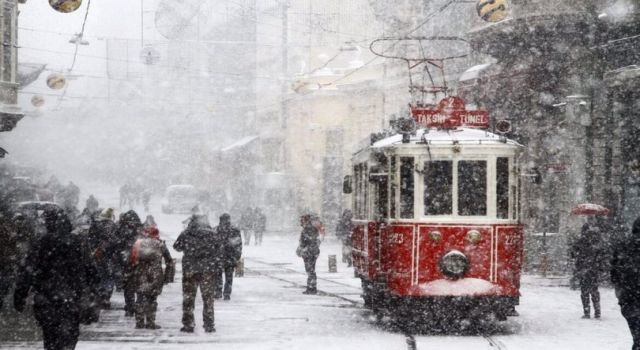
253, 208, 266, 246
335, 209, 353, 267
114, 210, 143, 316
87, 208, 117, 309
129, 226, 172, 329
174, 215, 224, 333
0, 213, 17, 309
612, 217, 640, 350
13, 207, 99, 350
297, 214, 321, 295
214, 214, 242, 300
85, 195, 99, 215
570, 221, 605, 319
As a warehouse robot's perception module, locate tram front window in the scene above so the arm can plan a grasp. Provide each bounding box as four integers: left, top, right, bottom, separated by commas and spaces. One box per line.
458, 160, 487, 216
424, 160, 453, 215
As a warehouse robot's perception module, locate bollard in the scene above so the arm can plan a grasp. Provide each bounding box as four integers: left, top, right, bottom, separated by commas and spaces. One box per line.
328, 255, 337, 273
235, 258, 244, 277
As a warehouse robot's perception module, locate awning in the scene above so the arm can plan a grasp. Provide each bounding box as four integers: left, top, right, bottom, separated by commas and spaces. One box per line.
459, 63, 493, 83
221, 135, 259, 152
18, 63, 46, 88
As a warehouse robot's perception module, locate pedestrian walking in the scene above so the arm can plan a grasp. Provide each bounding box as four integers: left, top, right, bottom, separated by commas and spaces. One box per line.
612, 216, 640, 350
335, 209, 353, 267
570, 221, 605, 319
296, 214, 321, 295
114, 210, 144, 316
13, 207, 99, 350
85, 195, 99, 215
129, 226, 172, 329
87, 208, 117, 309
254, 207, 266, 246
240, 207, 253, 246
214, 214, 242, 300
174, 215, 224, 333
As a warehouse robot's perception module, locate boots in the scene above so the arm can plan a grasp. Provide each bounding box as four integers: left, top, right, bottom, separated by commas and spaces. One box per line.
302, 288, 317, 295
594, 302, 601, 319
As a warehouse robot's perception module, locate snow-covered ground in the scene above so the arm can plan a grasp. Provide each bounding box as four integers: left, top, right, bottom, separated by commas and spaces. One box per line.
0, 191, 633, 349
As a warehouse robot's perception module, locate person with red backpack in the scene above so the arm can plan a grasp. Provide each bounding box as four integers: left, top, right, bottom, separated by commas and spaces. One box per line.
129, 225, 173, 329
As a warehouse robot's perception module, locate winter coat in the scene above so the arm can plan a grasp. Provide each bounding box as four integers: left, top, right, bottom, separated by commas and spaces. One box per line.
174, 221, 224, 274
88, 219, 117, 259
298, 224, 320, 258
0, 220, 18, 271
129, 236, 172, 295
218, 224, 242, 267
611, 217, 640, 306
14, 210, 99, 311
114, 210, 143, 266
239, 210, 253, 231
570, 223, 605, 281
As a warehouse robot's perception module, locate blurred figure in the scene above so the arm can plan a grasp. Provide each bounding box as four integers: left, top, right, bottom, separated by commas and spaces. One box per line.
296, 214, 321, 295
335, 209, 353, 267
119, 184, 129, 209
14, 208, 99, 350
240, 207, 253, 246
254, 207, 266, 246
612, 217, 640, 350
115, 210, 144, 316
570, 221, 605, 319
214, 214, 242, 300
174, 215, 224, 333
87, 208, 117, 309
0, 212, 17, 309
143, 215, 157, 229
129, 226, 172, 329
85, 195, 99, 215
142, 189, 151, 212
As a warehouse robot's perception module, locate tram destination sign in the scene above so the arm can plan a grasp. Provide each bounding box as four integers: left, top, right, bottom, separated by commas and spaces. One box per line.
411, 108, 490, 129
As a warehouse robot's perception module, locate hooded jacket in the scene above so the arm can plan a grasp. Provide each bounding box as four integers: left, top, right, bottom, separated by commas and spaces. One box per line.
174, 216, 224, 274
129, 226, 172, 295
611, 217, 640, 304
14, 209, 99, 309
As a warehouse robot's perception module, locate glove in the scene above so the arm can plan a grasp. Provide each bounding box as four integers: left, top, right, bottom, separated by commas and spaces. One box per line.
14, 298, 25, 313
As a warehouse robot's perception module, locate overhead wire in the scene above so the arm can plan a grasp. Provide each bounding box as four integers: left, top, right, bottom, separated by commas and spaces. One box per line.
318, 0, 460, 88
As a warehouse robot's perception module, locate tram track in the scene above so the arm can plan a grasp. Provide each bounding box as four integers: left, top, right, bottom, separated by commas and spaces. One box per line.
245, 257, 508, 350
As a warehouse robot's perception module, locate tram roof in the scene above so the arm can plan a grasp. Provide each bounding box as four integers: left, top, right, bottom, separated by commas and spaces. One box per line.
371, 128, 523, 149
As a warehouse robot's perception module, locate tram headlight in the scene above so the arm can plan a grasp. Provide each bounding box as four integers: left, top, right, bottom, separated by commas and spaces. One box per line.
439, 250, 469, 279
466, 230, 482, 245
429, 230, 442, 242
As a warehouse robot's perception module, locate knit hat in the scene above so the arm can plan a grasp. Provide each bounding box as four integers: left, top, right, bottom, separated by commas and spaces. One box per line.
98, 208, 115, 221
144, 225, 159, 239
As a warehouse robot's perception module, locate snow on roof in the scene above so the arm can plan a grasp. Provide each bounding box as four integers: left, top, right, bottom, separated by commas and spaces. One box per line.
221, 135, 259, 152
371, 128, 522, 149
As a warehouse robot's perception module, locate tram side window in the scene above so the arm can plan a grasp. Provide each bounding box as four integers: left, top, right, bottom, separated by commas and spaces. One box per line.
496, 157, 510, 219
399, 157, 414, 218
458, 160, 487, 216
390, 157, 397, 218
424, 161, 453, 215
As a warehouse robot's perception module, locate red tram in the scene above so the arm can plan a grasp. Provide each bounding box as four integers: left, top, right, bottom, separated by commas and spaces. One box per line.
347, 97, 524, 322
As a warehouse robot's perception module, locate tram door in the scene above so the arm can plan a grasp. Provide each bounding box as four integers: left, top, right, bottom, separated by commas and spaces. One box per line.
369, 155, 389, 271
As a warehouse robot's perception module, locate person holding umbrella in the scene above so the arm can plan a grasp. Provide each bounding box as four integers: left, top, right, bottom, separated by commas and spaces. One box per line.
569, 203, 609, 319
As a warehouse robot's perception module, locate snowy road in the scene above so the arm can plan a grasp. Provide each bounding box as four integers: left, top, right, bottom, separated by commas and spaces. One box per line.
0, 197, 634, 349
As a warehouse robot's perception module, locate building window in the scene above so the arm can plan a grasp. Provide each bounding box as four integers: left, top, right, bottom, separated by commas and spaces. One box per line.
424, 160, 453, 216
458, 160, 487, 216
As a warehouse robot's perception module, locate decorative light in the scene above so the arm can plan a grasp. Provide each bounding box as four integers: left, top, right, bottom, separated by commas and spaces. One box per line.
31, 95, 45, 108
49, 0, 82, 13
476, 0, 508, 23
46, 73, 66, 90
